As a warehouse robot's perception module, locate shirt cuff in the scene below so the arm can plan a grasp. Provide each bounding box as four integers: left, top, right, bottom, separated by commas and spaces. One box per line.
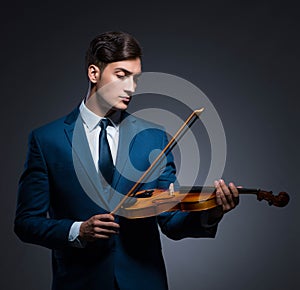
68, 221, 85, 248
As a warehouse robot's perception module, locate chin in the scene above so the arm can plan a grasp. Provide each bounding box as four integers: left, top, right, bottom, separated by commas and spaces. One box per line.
112, 104, 128, 111
110, 99, 130, 111
120, 101, 130, 109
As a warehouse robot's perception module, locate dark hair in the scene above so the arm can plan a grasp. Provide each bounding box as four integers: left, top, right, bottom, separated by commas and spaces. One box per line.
85, 31, 142, 72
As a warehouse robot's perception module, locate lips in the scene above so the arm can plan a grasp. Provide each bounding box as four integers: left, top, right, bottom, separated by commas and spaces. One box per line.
120, 96, 131, 102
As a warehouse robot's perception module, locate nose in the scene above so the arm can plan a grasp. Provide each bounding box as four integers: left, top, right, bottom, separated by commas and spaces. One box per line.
124, 76, 136, 95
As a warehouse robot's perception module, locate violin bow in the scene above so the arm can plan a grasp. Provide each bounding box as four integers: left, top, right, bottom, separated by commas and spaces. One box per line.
110, 108, 205, 215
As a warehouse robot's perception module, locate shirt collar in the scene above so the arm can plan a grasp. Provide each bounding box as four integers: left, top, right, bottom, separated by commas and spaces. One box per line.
79, 100, 120, 132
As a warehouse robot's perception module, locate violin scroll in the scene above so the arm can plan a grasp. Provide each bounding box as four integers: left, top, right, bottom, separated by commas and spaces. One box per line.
256, 190, 290, 207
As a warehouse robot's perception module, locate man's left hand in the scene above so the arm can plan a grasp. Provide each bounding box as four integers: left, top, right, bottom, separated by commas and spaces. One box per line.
214, 179, 239, 213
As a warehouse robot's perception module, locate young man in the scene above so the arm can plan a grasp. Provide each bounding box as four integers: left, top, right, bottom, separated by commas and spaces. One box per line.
14, 31, 239, 290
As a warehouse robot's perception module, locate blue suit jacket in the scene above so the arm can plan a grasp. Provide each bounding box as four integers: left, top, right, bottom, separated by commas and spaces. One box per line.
15, 107, 218, 290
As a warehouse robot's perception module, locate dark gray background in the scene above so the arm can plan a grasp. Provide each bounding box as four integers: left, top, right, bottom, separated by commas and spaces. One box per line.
1, 1, 299, 289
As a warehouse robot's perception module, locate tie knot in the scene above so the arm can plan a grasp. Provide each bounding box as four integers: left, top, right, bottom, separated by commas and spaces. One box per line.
100, 118, 110, 130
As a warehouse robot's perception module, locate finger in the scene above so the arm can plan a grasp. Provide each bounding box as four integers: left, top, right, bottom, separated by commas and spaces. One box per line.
214, 181, 223, 206
214, 180, 230, 211
94, 221, 120, 229
94, 227, 119, 235
214, 180, 226, 203
93, 234, 111, 239
229, 183, 240, 206
229, 182, 240, 206
82, 227, 118, 241
95, 213, 116, 221
219, 179, 234, 208
229, 182, 239, 197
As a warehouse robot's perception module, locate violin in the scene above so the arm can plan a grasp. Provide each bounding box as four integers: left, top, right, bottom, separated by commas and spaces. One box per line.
117, 185, 290, 219
110, 108, 290, 218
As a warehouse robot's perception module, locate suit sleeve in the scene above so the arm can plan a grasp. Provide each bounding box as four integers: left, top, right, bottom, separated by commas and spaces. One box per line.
14, 131, 74, 249
156, 131, 222, 240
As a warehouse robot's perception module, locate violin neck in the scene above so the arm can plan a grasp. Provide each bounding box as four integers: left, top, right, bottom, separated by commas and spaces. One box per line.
236, 187, 261, 194
177, 186, 289, 208
179, 186, 260, 195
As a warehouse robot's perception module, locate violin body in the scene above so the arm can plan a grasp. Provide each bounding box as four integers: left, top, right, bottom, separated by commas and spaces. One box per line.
119, 188, 217, 218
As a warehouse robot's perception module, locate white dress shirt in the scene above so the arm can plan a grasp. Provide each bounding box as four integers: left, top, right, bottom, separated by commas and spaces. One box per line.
68, 100, 120, 247
79, 100, 120, 167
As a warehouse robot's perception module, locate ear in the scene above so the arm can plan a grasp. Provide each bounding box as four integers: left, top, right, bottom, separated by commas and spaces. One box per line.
87, 65, 101, 83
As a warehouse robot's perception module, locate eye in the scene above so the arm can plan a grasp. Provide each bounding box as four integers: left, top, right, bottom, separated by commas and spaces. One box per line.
116, 74, 126, 79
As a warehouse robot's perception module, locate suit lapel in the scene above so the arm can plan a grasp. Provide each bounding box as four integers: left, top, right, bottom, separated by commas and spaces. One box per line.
64, 107, 78, 148
63, 107, 111, 211
62, 108, 143, 211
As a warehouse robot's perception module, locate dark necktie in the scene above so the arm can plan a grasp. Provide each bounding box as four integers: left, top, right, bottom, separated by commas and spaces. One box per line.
98, 118, 114, 185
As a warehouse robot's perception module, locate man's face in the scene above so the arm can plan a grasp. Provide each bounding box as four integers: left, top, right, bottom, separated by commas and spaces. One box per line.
92, 58, 142, 114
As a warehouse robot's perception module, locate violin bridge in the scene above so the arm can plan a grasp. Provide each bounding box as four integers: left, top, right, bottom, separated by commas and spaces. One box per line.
169, 183, 175, 196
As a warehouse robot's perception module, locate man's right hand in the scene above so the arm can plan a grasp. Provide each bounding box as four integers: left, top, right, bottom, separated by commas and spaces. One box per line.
79, 214, 120, 242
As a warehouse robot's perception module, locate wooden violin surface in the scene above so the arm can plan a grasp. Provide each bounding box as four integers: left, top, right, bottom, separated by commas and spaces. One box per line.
118, 186, 290, 219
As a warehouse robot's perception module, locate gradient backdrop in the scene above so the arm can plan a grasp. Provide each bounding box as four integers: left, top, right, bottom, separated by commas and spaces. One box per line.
1, 1, 299, 289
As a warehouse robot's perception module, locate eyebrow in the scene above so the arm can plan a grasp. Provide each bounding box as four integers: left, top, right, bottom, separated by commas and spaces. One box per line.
114, 68, 142, 76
